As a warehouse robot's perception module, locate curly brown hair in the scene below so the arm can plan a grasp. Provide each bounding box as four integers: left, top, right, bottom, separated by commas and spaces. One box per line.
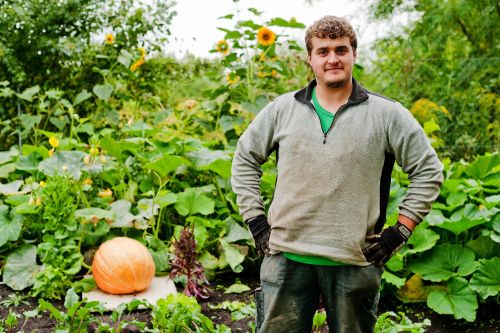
305, 16, 357, 55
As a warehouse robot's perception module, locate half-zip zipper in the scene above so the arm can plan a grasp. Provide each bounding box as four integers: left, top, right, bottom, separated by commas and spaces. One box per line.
305, 100, 350, 144
322, 103, 349, 144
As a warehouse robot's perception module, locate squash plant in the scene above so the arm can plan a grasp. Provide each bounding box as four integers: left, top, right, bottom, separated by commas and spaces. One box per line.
382, 153, 500, 322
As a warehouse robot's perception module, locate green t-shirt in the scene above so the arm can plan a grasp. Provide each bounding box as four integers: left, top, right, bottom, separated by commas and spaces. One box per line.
312, 86, 335, 133
282, 87, 348, 267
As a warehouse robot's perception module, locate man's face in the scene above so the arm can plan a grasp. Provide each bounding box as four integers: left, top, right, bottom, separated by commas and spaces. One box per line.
308, 36, 356, 89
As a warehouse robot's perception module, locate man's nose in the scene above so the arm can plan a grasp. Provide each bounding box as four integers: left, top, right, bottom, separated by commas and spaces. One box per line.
327, 51, 339, 64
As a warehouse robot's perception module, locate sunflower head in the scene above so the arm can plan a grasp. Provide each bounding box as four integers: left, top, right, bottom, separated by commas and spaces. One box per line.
216, 40, 230, 55
257, 27, 276, 46
105, 33, 114, 44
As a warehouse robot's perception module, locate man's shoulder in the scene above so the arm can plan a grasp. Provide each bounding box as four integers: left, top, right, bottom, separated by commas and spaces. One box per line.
364, 89, 397, 104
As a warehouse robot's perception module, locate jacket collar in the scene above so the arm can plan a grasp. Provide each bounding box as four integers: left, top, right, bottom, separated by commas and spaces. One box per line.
294, 78, 369, 105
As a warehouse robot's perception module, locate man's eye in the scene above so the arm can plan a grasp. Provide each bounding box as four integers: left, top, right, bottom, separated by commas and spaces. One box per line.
318, 50, 327, 55
337, 49, 347, 55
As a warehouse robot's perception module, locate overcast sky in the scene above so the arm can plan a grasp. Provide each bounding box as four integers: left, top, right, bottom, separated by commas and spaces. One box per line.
162, 0, 412, 60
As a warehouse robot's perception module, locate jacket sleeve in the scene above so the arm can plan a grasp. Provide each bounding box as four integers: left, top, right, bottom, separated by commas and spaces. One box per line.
387, 104, 444, 223
231, 100, 279, 222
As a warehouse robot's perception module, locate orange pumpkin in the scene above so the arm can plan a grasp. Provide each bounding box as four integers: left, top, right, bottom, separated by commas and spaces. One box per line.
92, 237, 155, 294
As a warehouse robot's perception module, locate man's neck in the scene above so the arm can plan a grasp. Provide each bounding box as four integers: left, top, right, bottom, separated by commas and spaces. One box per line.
315, 79, 353, 113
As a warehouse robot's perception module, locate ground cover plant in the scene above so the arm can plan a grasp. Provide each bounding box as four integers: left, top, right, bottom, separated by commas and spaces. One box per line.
0, 1, 499, 332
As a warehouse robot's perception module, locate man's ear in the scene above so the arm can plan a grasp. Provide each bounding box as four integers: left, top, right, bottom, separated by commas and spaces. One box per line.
307, 54, 312, 67
353, 49, 357, 61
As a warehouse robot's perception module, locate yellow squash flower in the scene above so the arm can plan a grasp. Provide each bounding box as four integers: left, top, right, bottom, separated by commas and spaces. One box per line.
49, 136, 59, 148
225, 73, 240, 85
83, 154, 91, 165
138, 47, 146, 58
216, 40, 230, 55
97, 188, 113, 198
84, 178, 93, 185
39, 180, 46, 187
130, 58, 145, 72
257, 27, 276, 46
48, 148, 55, 157
105, 33, 114, 44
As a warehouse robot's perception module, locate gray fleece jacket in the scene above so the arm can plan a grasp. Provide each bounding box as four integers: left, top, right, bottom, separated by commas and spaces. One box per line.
231, 79, 443, 265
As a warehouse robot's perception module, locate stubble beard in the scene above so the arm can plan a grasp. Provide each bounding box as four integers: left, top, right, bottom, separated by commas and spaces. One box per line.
326, 77, 350, 89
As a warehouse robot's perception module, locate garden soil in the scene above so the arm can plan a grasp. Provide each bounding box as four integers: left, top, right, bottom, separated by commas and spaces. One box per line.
1, 269, 498, 332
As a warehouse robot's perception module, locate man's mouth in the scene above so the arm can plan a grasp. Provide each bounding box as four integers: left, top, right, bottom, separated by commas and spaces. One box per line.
325, 68, 343, 72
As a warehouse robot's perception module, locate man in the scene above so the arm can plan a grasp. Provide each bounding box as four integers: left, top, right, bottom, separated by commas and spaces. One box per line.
231, 16, 443, 333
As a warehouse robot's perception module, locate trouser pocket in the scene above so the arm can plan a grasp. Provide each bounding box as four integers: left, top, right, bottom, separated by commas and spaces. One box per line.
260, 253, 287, 287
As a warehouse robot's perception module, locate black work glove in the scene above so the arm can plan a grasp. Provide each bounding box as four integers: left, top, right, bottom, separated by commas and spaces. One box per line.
246, 215, 271, 256
362, 222, 412, 265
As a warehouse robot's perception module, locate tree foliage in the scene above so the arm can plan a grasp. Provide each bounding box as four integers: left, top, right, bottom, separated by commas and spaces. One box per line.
364, 0, 499, 160
0, 0, 175, 88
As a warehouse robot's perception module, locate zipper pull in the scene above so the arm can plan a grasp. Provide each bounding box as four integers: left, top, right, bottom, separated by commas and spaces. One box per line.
323, 133, 327, 144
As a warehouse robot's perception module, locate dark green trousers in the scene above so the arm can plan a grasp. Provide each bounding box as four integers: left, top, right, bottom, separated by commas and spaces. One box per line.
255, 253, 383, 333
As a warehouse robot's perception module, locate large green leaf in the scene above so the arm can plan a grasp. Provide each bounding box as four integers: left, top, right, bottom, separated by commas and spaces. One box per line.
222, 217, 251, 243
0, 163, 16, 178
224, 217, 252, 243
0, 205, 23, 247
220, 240, 245, 273
17, 85, 40, 101
446, 191, 467, 206
408, 244, 479, 282
0, 146, 19, 165
267, 17, 305, 28
144, 153, 190, 177
382, 270, 406, 288
403, 224, 440, 254
427, 277, 478, 322
74, 207, 114, 223
187, 148, 232, 179
2, 244, 42, 290
0, 180, 24, 195
434, 204, 492, 235
469, 257, 500, 300
467, 236, 500, 259
464, 153, 499, 179
175, 189, 215, 216
109, 200, 136, 227
38, 151, 85, 179
92, 84, 113, 101
425, 209, 447, 225
73, 89, 93, 106
154, 190, 177, 208
199, 251, 219, 271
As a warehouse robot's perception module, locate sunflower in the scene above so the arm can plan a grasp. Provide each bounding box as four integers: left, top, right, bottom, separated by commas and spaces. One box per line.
216, 40, 230, 55
257, 27, 276, 46
105, 33, 114, 44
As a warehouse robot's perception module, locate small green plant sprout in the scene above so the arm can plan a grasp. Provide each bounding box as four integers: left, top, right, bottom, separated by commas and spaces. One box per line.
209, 300, 256, 321
0, 293, 30, 308
312, 309, 327, 333
152, 293, 230, 333
37, 288, 104, 332
375, 311, 431, 333
2, 311, 20, 333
